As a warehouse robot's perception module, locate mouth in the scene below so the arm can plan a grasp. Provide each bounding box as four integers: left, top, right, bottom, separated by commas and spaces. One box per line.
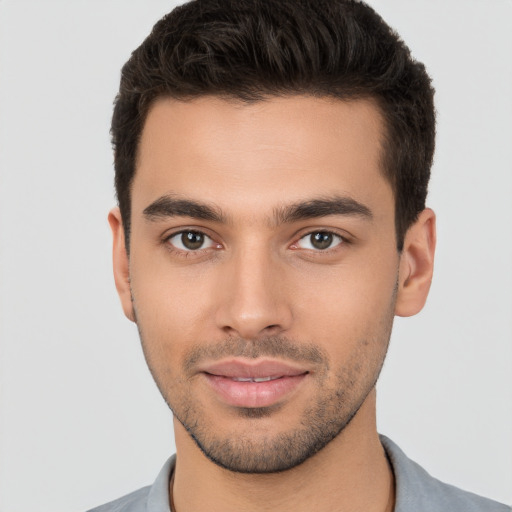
199, 359, 309, 408
229, 376, 283, 382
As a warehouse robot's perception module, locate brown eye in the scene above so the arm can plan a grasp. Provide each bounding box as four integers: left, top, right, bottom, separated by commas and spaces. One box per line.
182, 231, 204, 250
311, 232, 333, 250
296, 231, 343, 251
167, 231, 215, 251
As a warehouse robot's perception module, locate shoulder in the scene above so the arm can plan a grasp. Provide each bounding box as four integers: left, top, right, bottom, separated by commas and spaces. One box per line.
380, 435, 510, 512
86, 486, 151, 512
86, 455, 175, 512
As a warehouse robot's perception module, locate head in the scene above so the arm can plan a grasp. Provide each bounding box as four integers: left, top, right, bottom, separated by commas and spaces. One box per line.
112, 0, 435, 253
109, 0, 436, 474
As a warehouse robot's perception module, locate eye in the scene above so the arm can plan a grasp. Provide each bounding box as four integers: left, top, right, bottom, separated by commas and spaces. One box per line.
295, 231, 344, 251
166, 231, 216, 251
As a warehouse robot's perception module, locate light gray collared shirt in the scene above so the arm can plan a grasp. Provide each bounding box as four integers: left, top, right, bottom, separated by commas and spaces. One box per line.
87, 436, 510, 512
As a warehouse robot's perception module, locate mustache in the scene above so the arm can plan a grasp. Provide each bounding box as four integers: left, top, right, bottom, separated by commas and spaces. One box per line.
183, 336, 329, 373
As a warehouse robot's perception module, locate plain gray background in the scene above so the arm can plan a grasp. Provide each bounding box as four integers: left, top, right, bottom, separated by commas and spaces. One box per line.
0, 1, 511, 510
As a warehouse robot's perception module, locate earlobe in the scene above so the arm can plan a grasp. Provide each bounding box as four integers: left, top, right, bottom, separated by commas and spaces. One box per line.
395, 208, 436, 317
108, 207, 136, 322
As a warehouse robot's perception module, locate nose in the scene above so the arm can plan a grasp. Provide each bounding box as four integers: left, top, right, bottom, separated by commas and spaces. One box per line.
215, 245, 293, 339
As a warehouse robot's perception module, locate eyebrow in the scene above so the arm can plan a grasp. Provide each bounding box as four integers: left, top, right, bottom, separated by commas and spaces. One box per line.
143, 195, 225, 223
274, 196, 373, 224
142, 194, 372, 224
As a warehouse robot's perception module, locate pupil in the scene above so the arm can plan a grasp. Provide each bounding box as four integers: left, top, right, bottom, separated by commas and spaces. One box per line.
182, 231, 204, 250
311, 232, 332, 250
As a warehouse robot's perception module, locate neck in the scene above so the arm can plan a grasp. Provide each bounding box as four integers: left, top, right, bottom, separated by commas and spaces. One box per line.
172, 389, 394, 512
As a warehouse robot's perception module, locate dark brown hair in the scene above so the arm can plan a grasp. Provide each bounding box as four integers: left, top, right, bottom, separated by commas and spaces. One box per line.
112, 0, 435, 251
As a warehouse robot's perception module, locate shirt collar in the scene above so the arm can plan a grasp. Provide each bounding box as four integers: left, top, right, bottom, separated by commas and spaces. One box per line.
145, 454, 175, 512
145, 436, 439, 512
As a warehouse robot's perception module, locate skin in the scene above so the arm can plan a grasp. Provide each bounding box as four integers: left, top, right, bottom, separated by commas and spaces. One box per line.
110, 95, 436, 512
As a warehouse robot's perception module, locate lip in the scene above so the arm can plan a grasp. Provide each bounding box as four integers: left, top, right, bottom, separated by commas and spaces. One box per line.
200, 359, 308, 379
200, 359, 309, 408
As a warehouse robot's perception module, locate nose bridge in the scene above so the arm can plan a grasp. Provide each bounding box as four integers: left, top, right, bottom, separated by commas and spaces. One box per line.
215, 239, 291, 338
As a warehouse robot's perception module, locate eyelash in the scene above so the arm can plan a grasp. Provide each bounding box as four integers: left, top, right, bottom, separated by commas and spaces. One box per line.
290, 231, 347, 252
163, 230, 220, 258
162, 229, 350, 258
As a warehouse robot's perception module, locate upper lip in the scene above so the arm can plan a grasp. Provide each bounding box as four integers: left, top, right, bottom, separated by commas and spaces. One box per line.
199, 359, 309, 379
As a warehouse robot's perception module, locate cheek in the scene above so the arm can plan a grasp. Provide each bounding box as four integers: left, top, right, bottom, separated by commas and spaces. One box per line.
287, 260, 398, 372
292, 258, 398, 325
134, 285, 214, 343
129, 255, 220, 352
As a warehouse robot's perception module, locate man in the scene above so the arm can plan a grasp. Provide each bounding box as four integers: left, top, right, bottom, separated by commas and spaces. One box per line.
90, 1, 509, 511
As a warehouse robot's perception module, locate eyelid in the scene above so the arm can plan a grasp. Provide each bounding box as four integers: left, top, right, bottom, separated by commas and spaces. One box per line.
290, 228, 351, 251
163, 228, 222, 253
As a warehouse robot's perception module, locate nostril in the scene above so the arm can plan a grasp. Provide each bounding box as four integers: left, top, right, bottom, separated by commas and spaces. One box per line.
263, 324, 282, 334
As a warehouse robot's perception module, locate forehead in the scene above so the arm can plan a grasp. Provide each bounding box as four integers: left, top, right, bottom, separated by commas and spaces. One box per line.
133, 95, 392, 219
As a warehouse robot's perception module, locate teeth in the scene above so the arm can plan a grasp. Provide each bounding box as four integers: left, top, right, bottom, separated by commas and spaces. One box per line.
232, 376, 280, 382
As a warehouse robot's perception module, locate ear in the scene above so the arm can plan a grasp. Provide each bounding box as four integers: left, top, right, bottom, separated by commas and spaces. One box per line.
108, 207, 136, 322
395, 208, 436, 317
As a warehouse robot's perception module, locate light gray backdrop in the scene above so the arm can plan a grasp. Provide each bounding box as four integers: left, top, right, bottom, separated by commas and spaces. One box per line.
0, 1, 511, 511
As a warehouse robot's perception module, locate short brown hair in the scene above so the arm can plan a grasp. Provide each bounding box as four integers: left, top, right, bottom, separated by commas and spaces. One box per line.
112, 0, 435, 251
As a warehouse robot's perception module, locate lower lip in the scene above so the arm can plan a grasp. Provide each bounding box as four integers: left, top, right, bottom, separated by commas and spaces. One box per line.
204, 373, 307, 408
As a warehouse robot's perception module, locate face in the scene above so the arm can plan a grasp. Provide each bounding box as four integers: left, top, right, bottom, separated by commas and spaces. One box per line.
112, 96, 424, 473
